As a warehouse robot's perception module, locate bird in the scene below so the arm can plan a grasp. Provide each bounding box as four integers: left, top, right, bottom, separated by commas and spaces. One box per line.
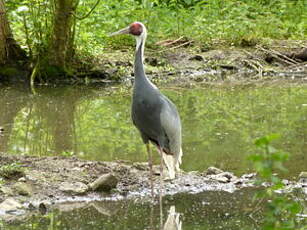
110, 22, 183, 196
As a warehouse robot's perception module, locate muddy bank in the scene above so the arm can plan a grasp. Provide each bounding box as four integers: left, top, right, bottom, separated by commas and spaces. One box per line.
83, 40, 307, 84
0, 154, 306, 222
1, 40, 306, 85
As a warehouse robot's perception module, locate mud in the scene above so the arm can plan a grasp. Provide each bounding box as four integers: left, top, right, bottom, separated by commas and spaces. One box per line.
88, 40, 307, 84
0, 154, 306, 223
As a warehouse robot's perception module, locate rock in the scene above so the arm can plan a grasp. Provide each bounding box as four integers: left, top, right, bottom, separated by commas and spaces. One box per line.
241, 173, 257, 179
13, 182, 33, 196
28, 203, 36, 210
145, 57, 158, 66
219, 172, 236, 181
133, 162, 147, 171
206, 167, 223, 175
188, 55, 204, 61
207, 171, 236, 183
38, 203, 47, 215
0, 198, 22, 213
282, 179, 290, 185
299, 172, 307, 184
59, 182, 88, 195
89, 173, 118, 192
0, 186, 14, 196
18, 177, 26, 182
219, 64, 238, 70
213, 175, 229, 183
299, 172, 307, 179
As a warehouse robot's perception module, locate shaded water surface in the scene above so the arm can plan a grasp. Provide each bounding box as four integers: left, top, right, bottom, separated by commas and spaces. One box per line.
0, 83, 306, 177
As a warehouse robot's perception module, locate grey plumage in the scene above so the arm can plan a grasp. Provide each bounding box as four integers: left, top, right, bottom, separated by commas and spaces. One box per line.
110, 22, 183, 179
132, 40, 182, 179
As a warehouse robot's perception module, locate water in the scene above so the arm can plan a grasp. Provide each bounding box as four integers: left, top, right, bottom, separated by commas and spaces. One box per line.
0, 83, 306, 178
2, 188, 263, 230
1, 82, 307, 229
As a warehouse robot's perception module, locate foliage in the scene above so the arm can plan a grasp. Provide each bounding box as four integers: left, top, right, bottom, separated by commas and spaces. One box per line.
0, 162, 24, 179
60, 151, 74, 157
249, 134, 304, 230
6, 0, 53, 58
4, 0, 307, 67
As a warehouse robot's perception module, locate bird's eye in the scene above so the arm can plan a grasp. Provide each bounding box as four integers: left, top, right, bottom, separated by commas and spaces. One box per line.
129, 22, 143, 36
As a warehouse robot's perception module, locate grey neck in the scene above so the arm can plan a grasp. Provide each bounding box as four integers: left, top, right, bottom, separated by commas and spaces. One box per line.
134, 40, 146, 81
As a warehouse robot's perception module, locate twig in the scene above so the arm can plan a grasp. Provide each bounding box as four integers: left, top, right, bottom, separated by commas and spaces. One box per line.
72, 0, 101, 20
157, 40, 193, 53
269, 48, 300, 64
243, 59, 262, 76
257, 45, 299, 65
156, 36, 184, 47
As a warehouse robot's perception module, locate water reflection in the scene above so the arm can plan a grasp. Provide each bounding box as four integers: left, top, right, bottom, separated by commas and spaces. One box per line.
0, 84, 306, 177
2, 188, 267, 230
163, 206, 182, 230
0, 86, 81, 155
0, 86, 28, 152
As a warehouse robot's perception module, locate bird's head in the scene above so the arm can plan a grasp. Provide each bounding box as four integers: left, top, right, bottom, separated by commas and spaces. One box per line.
110, 22, 146, 37
110, 22, 147, 51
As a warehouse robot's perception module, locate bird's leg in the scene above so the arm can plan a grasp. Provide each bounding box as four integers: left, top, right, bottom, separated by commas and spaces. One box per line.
146, 143, 154, 200
158, 146, 164, 229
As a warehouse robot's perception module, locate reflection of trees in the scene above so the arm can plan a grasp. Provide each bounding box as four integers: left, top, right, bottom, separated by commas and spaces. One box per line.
2, 86, 84, 155
166, 86, 307, 176
36, 88, 78, 153
0, 86, 28, 152
2, 85, 306, 176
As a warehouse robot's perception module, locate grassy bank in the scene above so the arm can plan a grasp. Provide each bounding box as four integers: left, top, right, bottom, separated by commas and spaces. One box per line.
75, 0, 306, 53
8, 0, 307, 54
4, 0, 306, 80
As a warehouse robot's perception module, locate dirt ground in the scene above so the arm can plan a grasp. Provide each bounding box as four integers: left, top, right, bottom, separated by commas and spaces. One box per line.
91, 40, 307, 84
0, 153, 306, 223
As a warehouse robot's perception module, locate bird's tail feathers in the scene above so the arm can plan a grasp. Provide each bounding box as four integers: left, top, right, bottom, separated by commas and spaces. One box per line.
174, 148, 183, 172
162, 147, 183, 179
162, 153, 176, 180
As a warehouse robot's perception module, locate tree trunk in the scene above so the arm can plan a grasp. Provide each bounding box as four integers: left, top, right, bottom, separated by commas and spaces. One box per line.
0, 0, 26, 65
0, 0, 13, 64
49, 0, 76, 69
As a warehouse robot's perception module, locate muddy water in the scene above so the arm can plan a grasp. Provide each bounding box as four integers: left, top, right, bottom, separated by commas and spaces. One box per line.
0, 83, 306, 178
2, 188, 263, 230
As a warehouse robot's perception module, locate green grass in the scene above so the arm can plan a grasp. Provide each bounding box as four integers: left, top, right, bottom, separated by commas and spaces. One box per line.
6, 0, 307, 63
0, 163, 24, 179
75, 0, 307, 53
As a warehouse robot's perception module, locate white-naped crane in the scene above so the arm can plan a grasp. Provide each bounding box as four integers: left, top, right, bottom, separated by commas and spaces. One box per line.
110, 22, 183, 198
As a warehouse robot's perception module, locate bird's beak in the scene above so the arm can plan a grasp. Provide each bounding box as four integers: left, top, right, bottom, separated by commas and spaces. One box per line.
109, 26, 130, 37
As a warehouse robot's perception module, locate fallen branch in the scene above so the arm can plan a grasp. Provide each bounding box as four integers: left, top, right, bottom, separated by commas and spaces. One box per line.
157, 40, 193, 53
257, 45, 300, 65
156, 36, 184, 47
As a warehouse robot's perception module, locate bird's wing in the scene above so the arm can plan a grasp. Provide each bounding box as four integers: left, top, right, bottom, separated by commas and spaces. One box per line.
160, 95, 182, 172
131, 93, 166, 146
160, 95, 182, 153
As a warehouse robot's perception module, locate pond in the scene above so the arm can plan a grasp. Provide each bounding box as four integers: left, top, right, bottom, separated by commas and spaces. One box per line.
2, 188, 263, 230
0, 82, 307, 229
0, 83, 306, 178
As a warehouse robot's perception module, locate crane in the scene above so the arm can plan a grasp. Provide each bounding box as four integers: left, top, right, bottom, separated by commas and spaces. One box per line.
110, 22, 183, 197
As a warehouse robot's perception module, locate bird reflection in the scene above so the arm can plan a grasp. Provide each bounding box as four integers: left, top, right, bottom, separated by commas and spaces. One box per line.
163, 206, 182, 230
